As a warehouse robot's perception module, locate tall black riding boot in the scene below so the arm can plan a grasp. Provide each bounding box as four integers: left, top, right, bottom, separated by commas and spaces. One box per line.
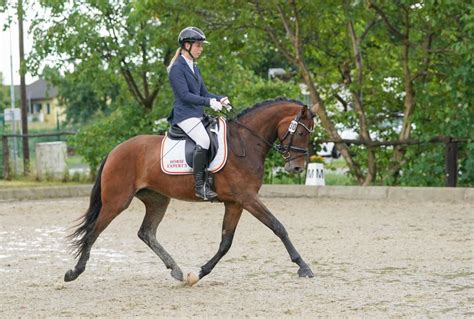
193, 146, 218, 200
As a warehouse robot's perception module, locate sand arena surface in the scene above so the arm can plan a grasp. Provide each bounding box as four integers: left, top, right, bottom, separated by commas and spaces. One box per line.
0, 196, 472, 317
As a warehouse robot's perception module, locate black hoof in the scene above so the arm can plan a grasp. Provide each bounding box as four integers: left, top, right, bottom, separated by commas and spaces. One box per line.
298, 266, 314, 278
64, 269, 79, 282
171, 268, 184, 281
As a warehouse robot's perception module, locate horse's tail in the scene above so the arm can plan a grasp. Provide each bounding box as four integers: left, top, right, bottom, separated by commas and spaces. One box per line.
68, 155, 108, 258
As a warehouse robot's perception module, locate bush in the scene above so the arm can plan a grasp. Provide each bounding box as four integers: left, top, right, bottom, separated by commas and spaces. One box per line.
68, 104, 155, 173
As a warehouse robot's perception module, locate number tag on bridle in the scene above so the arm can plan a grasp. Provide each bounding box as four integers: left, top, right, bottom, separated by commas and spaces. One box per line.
288, 120, 298, 133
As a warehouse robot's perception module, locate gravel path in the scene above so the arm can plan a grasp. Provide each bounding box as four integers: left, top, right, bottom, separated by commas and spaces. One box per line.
0, 197, 472, 317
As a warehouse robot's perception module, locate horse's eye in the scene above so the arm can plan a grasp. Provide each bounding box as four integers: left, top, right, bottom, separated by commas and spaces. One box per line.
298, 131, 304, 137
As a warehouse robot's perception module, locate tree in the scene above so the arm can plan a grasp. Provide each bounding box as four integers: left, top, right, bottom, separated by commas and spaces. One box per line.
24, 1, 184, 171
42, 65, 118, 125
0, 73, 7, 111
236, 1, 377, 184
18, 0, 473, 185
394, 1, 474, 186
208, 0, 473, 186
23, 1, 302, 171
29, 1, 179, 113
366, 0, 471, 181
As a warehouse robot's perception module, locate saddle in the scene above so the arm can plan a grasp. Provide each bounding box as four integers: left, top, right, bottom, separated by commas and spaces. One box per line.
166, 115, 220, 168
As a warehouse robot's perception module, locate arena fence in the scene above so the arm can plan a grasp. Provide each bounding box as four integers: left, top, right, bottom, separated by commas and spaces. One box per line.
1, 131, 76, 180
2, 133, 471, 187
314, 135, 471, 187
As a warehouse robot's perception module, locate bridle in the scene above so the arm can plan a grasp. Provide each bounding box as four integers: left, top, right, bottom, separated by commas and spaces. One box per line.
228, 106, 314, 162
275, 109, 314, 161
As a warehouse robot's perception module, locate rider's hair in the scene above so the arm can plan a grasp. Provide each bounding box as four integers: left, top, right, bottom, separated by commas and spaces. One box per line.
167, 47, 182, 74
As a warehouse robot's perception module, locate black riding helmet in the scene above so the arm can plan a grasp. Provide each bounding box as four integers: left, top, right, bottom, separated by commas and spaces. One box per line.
178, 27, 208, 60
178, 27, 209, 46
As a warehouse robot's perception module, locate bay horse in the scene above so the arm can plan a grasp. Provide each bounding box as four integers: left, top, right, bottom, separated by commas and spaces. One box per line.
65, 98, 315, 286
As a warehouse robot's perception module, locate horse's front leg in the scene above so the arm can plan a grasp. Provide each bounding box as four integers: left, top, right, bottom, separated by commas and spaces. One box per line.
186, 202, 243, 286
244, 196, 314, 278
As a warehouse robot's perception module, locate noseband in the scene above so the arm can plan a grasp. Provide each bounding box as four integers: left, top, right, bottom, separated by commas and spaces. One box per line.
230, 107, 314, 163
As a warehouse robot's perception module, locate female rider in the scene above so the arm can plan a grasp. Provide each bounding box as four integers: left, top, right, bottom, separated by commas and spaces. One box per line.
167, 26, 231, 200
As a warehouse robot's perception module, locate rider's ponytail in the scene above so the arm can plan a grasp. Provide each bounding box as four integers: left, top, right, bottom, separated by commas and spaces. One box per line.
167, 48, 181, 73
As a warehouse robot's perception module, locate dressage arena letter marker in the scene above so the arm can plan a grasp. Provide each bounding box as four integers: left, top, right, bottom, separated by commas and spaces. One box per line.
305, 163, 325, 186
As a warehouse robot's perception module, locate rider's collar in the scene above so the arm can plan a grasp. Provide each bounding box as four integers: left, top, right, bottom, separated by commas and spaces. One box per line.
181, 54, 195, 73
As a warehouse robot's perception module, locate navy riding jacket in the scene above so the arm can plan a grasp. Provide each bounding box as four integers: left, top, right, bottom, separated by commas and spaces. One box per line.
168, 55, 223, 125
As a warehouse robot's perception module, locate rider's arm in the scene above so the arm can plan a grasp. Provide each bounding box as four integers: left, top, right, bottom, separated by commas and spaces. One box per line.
195, 66, 223, 101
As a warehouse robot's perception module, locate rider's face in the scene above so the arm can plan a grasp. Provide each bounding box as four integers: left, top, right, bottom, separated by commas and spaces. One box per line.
185, 41, 204, 59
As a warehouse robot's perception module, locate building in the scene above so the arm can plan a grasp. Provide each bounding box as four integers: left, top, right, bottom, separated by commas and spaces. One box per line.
12, 79, 65, 127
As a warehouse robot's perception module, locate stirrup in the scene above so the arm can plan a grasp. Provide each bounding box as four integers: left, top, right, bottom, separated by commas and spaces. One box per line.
195, 187, 218, 200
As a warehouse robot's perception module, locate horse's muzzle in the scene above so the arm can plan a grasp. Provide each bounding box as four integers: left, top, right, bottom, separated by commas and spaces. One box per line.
285, 162, 304, 174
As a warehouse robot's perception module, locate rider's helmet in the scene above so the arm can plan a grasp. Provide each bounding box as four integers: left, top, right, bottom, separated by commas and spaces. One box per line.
178, 27, 208, 47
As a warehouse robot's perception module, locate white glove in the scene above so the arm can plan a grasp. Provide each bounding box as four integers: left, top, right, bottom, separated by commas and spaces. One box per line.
220, 97, 232, 111
210, 98, 222, 111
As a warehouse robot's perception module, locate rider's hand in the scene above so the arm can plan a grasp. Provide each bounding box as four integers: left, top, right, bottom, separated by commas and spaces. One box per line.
210, 98, 223, 112
220, 97, 232, 111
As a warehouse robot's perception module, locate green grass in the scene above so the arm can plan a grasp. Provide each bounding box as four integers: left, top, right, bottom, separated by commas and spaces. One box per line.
0, 178, 88, 189
1, 154, 92, 187
2, 155, 356, 187
266, 169, 356, 186
6, 154, 89, 172
324, 158, 349, 170
266, 173, 305, 184
325, 172, 356, 185
265, 158, 357, 185
66, 155, 84, 166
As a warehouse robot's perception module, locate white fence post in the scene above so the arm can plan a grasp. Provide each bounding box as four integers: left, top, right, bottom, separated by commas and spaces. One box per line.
35, 141, 67, 180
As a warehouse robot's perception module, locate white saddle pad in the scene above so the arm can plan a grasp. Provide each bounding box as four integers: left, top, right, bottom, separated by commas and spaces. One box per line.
161, 117, 228, 175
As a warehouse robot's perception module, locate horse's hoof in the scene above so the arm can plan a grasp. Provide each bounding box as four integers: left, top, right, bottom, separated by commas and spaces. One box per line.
186, 272, 199, 286
64, 269, 79, 282
298, 267, 314, 278
170, 268, 184, 281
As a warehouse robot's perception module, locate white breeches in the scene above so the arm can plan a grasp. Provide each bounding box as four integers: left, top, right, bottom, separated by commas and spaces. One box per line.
177, 117, 210, 150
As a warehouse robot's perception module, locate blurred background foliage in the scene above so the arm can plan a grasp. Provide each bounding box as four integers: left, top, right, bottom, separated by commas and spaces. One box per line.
0, 0, 472, 186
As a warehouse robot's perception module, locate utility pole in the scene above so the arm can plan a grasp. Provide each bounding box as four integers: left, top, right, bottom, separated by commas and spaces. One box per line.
9, 27, 19, 174
18, 0, 30, 174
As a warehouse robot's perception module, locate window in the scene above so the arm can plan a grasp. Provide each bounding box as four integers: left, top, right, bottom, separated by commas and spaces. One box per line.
46, 103, 51, 114
33, 103, 42, 113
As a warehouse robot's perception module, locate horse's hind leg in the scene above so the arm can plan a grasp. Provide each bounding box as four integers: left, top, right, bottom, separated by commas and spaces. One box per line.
187, 202, 243, 286
244, 197, 314, 278
65, 196, 133, 282
136, 189, 183, 281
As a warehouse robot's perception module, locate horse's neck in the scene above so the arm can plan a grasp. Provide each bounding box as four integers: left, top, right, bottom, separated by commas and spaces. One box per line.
229, 104, 299, 176
239, 106, 288, 143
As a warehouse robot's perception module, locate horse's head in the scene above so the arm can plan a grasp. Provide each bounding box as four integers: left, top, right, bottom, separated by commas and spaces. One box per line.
276, 105, 315, 174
